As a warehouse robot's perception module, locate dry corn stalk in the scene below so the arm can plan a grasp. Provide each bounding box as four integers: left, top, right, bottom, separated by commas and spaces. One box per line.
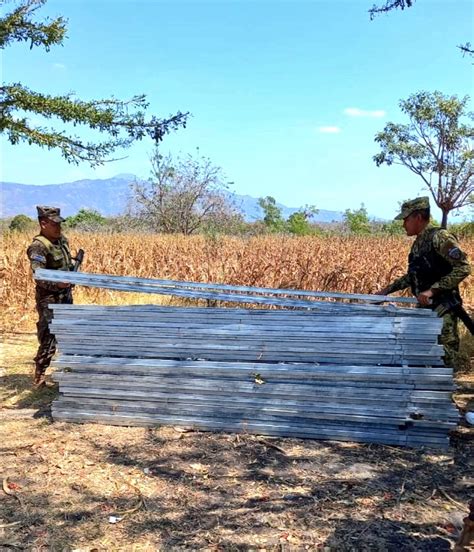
2, 231, 473, 333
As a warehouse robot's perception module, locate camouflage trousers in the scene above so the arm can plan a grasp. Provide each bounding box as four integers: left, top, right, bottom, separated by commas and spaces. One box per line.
440, 312, 459, 368
34, 291, 72, 377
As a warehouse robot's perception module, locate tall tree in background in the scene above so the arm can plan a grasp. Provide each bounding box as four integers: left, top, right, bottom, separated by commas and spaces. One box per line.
374, 91, 474, 228
287, 205, 318, 236
131, 149, 239, 235
65, 208, 107, 231
257, 196, 286, 233
0, 0, 188, 166
344, 204, 372, 235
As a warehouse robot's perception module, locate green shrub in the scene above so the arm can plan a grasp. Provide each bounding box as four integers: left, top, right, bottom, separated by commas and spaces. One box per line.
9, 214, 35, 232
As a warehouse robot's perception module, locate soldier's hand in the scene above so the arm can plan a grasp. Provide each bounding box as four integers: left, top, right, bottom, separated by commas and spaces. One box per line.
57, 282, 71, 289
371, 288, 390, 305
374, 287, 390, 296
417, 289, 433, 307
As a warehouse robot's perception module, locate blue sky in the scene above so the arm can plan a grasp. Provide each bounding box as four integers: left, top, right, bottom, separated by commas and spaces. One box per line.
1, 0, 473, 220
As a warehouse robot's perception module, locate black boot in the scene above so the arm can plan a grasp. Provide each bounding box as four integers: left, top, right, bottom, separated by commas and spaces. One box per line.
34, 365, 46, 387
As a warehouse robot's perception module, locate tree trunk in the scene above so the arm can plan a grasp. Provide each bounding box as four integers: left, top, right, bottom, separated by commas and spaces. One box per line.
441, 209, 449, 229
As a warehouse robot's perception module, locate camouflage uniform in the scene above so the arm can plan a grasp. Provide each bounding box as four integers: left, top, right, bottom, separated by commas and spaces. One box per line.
385, 198, 471, 366
27, 207, 73, 383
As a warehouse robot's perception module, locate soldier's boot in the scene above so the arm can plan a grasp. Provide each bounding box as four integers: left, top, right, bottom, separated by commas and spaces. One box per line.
33, 365, 47, 387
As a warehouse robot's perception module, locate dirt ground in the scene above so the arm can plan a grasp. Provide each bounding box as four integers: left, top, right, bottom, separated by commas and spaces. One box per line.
1, 334, 473, 551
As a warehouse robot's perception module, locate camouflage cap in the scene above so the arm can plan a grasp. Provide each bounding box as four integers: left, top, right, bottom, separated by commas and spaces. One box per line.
394, 196, 430, 220
36, 205, 65, 223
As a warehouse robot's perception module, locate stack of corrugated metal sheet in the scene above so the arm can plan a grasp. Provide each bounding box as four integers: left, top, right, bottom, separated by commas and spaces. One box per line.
40, 273, 458, 448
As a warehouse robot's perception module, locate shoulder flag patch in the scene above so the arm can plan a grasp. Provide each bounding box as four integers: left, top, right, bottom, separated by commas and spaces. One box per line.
448, 247, 462, 260
31, 254, 47, 263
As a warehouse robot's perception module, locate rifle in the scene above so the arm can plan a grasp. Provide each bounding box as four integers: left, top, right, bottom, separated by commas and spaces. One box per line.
409, 257, 473, 334
432, 291, 474, 335
64, 249, 85, 304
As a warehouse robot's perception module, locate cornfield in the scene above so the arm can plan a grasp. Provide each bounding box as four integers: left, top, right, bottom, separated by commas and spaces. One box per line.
2, 232, 473, 333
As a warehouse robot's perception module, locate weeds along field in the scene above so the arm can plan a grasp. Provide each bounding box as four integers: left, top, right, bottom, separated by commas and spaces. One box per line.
2, 231, 473, 333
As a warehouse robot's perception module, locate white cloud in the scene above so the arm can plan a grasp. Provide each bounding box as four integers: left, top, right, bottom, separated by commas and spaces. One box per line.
52, 63, 66, 70
318, 126, 341, 134
343, 107, 386, 118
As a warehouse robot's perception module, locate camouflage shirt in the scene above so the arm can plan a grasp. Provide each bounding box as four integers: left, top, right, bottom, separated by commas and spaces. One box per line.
385, 225, 471, 295
27, 234, 73, 293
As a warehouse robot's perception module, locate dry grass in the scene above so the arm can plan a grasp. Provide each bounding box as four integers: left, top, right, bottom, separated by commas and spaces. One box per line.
1, 335, 473, 551
2, 231, 474, 334
2, 416, 472, 551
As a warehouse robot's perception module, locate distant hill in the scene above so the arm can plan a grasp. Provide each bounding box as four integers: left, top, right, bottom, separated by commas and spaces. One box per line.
1, 175, 345, 223
1, 175, 137, 219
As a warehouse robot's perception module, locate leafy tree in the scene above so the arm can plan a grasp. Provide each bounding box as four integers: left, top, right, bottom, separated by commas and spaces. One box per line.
0, 0, 188, 166
200, 211, 246, 236
374, 91, 474, 228
131, 149, 239, 235
344, 204, 372, 234
104, 213, 153, 233
66, 208, 107, 230
257, 196, 286, 233
379, 219, 405, 235
8, 213, 34, 231
287, 205, 318, 236
449, 220, 474, 239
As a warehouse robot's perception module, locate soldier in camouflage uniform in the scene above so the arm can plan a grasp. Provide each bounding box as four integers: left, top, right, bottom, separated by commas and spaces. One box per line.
378, 197, 471, 367
27, 206, 74, 386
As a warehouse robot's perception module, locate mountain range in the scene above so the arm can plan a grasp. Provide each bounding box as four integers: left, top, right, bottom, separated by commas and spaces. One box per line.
1, 174, 345, 223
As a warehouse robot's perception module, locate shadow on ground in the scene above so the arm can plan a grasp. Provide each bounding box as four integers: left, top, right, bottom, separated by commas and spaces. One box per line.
1, 372, 58, 410
1, 415, 472, 550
